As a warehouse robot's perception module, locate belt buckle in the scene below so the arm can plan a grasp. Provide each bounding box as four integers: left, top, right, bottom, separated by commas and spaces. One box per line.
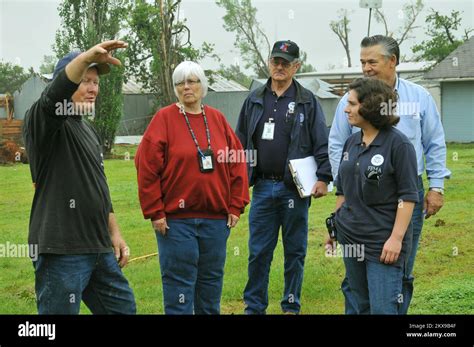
271, 174, 282, 181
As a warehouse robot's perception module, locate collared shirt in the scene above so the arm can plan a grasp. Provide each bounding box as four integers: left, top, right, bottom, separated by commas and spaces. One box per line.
335, 127, 419, 265
253, 79, 296, 176
329, 75, 451, 188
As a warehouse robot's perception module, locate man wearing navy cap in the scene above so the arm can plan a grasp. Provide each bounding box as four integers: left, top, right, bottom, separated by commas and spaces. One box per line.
236, 40, 332, 314
23, 40, 136, 314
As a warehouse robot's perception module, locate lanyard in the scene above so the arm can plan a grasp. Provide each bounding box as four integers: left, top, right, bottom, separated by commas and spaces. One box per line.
179, 103, 211, 157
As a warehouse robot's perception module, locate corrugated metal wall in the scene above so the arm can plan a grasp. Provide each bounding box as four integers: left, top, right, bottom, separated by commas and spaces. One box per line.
12, 76, 48, 120
204, 91, 249, 130
441, 81, 474, 142
118, 94, 157, 135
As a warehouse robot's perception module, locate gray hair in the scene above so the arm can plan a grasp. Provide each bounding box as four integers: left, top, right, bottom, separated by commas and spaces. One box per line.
172, 61, 209, 98
360, 35, 400, 66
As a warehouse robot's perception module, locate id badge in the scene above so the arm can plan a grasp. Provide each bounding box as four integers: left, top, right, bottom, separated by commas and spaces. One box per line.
198, 149, 214, 173
262, 118, 275, 140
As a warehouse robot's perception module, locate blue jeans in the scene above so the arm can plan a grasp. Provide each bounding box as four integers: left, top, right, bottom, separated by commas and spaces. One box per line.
33, 252, 136, 314
342, 175, 424, 314
243, 179, 310, 314
343, 256, 403, 314
155, 218, 230, 315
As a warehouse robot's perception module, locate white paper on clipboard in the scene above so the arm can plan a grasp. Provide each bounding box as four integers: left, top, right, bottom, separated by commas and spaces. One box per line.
288, 156, 333, 198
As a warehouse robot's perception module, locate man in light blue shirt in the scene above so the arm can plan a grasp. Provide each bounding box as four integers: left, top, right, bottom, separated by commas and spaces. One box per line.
329, 35, 451, 314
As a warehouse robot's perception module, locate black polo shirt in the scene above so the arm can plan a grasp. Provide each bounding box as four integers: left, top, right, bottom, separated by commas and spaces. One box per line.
253, 80, 296, 176
335, 127, 419, 265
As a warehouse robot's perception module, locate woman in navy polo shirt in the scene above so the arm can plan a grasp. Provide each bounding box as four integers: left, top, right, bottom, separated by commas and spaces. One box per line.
328, 78, 419, 314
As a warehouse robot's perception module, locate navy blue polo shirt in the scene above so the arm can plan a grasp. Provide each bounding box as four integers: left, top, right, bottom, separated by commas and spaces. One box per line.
335, 127, 419, 265
253, 80, 296, 176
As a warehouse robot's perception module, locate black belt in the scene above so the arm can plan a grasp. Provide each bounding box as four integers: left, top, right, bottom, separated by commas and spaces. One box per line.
258, 173, 284, 181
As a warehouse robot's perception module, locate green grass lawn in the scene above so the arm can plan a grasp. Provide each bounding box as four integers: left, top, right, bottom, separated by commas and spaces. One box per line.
0, 143, 473, 314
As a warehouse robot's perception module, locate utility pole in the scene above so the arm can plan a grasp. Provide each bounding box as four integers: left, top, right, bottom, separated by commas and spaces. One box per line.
359, 0, 383, 37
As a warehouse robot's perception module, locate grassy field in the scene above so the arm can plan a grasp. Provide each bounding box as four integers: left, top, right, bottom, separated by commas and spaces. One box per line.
0, 143, 473, 314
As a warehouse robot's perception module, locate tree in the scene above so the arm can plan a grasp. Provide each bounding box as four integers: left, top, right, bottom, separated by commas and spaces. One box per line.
412, 9, 473, 62
299, 51, 316, 73
39, 55, 56, 75
0, 62, 31, 94
330, 1, 424, 67
330, 9, 352, 67
374, 0, 424, 46
125, 0, 217, 107
54, 0, 127, 154
217, 64, 252, 89
216, 0, 270, 78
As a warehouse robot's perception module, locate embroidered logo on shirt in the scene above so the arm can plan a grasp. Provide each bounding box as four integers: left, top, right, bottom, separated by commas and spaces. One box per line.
288, 102, 295, 114
371, 154, 384, 166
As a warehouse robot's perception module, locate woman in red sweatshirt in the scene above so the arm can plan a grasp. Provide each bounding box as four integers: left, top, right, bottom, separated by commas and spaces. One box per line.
135, 61, 250, 314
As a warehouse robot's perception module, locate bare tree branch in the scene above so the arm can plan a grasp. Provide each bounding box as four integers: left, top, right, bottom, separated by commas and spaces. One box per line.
374, 9, 390, 36
330, 9, 352, 67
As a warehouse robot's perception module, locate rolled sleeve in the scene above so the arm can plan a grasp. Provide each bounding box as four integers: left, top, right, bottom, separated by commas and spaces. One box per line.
421, 91, 451, 188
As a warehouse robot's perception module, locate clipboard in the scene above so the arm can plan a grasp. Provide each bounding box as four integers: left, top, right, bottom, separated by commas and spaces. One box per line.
288, 156, 333, 198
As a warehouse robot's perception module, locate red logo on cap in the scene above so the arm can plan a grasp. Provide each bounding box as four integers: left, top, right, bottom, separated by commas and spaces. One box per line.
279, 43, 290, 52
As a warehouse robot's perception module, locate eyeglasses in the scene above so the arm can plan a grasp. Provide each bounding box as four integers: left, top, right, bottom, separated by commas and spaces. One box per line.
270, 58, 293, 69
175, 79, 201, 88
81, 79, 99, 87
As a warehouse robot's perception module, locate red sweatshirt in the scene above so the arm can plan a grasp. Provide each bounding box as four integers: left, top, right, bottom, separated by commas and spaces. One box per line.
135, 103, 250, 221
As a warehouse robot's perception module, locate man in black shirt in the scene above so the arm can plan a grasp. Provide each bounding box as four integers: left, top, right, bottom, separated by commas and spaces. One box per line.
236, 40, 332, 314
23, 40, 136, 314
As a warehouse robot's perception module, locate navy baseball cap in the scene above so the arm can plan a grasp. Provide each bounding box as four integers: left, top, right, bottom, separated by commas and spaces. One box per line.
52, 51, 111, 80
270, 40, 300, 62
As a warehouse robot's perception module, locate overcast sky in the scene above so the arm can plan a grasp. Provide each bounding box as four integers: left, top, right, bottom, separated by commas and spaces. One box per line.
0, 0, 472, 74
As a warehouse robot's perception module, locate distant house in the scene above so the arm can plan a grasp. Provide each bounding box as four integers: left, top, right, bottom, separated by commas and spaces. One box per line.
250, 77, 340, 126
424, 36, 474, 143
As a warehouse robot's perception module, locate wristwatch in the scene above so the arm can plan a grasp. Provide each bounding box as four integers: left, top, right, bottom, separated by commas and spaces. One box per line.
429, 187, 444, 195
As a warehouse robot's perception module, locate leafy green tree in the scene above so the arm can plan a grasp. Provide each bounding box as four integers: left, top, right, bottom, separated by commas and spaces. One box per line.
299, 51, 316, 73
0, 62, 31, 94
216, 0, 270, 78
39, 55, 57, 75
412, 9, 473, 62
54, 0, 127, 154
217, 64, 252, 89
125, 0, 218, 107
